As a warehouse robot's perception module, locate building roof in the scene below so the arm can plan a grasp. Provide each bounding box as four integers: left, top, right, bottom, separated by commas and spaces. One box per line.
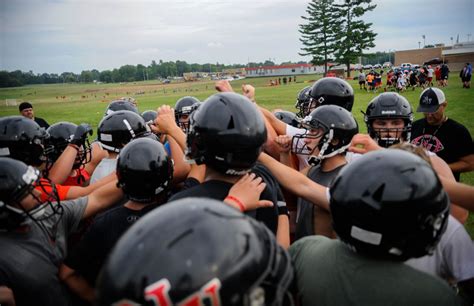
442, 47, 474, 56
245, 63, 313, 71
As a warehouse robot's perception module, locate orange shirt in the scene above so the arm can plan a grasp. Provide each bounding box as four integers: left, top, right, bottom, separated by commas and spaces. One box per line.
35, 179, 71, 203
366, 74, 374, 83
63, 168, 90, 187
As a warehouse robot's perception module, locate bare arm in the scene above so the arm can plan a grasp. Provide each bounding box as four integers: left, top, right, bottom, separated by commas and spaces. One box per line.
59, 264, 95, 303
430, 154, 469, 224
0, 286, 15, 306
82, 178, 123, 219
48, 145, 78, 184
440, 178, 474, 212
167, 136, 191, 184
65, 172, 116, 200
448, 154, 474, 173
258, 152, 329, 210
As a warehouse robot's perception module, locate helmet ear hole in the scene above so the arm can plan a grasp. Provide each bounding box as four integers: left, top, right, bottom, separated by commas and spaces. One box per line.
227, 116, 235, 130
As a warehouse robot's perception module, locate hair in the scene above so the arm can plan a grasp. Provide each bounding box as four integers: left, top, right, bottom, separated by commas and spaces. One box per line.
389, 142, 432, 166
19, 102, 33, 112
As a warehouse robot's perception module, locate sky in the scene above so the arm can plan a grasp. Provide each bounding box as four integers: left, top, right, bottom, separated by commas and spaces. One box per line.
0, 0, 472, 74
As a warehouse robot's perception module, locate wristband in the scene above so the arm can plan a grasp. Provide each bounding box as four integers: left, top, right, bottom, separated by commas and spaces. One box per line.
278, 205, 290, 217
225, 196, 245, 212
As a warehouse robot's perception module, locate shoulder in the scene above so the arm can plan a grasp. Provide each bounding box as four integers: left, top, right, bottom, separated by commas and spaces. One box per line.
289, 235, 335, 259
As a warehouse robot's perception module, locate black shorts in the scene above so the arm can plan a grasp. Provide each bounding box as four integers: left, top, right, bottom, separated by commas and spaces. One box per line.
359, 80, 365, 85
463, 75, 471, 82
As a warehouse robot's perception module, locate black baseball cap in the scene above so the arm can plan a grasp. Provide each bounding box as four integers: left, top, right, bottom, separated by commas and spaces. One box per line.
417, 88, 446, 113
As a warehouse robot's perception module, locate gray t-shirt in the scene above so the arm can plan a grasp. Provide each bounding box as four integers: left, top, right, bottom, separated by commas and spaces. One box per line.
0, 197, 88, 306
90, 158, 117, 184
295, 164, 344, 239
289, 236, 462, 306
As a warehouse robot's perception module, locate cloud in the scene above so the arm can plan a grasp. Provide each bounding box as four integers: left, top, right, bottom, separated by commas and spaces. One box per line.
0, 0, 470, 73
207, 42, 223, 48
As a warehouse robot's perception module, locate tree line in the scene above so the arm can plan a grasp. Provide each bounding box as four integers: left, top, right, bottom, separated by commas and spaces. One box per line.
0, 59, 306, 88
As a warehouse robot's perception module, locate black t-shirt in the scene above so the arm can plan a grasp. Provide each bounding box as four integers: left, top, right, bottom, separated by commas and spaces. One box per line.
411, 118, 474, 181
65, 204, 158, 285
34, 117, 50, 129
169, 163, 280, 234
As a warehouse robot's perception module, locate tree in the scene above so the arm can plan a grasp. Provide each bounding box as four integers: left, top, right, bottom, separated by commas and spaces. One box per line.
299, 0, 340, 76
333, 0, 377, 77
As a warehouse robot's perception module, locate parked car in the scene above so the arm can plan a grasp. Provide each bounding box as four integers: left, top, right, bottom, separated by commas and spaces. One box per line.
383, 62, 392, 68
423, 58, 446, 65
373, 64, 382, 69
162, 79, 171, 84
354, 64, 363, 70
363, 64, 373, 70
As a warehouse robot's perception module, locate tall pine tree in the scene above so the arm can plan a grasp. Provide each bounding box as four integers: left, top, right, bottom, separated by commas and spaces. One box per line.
334, 0, 377, 77
299, 0, 340, 76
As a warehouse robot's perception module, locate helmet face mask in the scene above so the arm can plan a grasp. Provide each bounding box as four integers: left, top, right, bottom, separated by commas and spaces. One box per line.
0, 158, 62, 231
0, 116, 49, 167
365, 93, 413, 148
294, 86, 312, 117
175, 96, 200, 133
292, 106, 358, 164
44, 122, 92, 170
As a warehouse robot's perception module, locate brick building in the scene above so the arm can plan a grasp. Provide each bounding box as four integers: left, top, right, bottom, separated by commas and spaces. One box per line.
394, 42, 474, 71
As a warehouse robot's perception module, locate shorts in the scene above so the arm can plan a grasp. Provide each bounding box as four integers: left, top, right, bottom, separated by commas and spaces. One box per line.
463, 75, 471, 82
442, 74, 448, 80
359, 80, 365, 85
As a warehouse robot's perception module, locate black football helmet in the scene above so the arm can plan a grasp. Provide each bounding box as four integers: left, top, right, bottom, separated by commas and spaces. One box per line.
97, 110, 150, 153
117, 138, 173, 203
274, 110, 301, 128
0, 116, 49, 166
141, 110, 158, 123
0, 157, 62, 231
364, 92, 413, 147
175, 96, 200, 133
44, 122, 91, 170
186, 92, 267, 175
330, 149, 449, 261
104, 100, 139, 116
292, 105, 358, 165
307, 77, 354, 112
294, 86, 312, 117
97, 198, 294, 306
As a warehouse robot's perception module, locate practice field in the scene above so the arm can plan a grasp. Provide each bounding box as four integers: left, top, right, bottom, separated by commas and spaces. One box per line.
1, 74, 474, 236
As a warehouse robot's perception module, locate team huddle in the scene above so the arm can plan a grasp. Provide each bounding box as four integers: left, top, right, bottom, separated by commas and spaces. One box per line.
0, 77, 473, 306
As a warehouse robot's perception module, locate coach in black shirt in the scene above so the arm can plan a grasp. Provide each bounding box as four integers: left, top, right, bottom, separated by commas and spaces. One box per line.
18, 102, 50, 128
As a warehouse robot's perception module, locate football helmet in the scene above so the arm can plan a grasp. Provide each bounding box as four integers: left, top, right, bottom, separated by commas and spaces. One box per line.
44, 122, 91, 170
294, 86, 312, 117
0, 116, 48, 166
0, 157, 61, 231
141, 110, 158, 123
307, 77, 354, 112
364, 92, 413, 147
104, 100, 139, 116
97, 110, 150, 153
116, 138, 173, 203
186, 92, 267, 175
175, 96, 200, 133
292, 105, 358, 165
97, 198, 294, 306
274, 110, 300, 128
330, 149, 449, 261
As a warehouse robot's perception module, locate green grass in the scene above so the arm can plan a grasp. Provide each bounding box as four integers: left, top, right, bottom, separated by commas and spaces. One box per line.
1, 74, 474, 236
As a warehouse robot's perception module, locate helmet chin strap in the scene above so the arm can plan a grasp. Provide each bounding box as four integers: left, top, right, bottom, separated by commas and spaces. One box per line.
307, 130, 350, 166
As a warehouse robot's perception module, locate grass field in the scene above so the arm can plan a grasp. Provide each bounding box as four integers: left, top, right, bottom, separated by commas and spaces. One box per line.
1, 74, 474, 236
